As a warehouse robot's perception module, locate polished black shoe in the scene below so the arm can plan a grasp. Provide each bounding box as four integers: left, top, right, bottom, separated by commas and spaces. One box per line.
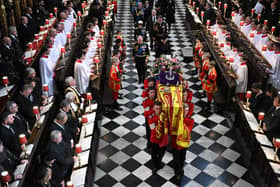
113, 101, 123, 111
152, 167, 158, 174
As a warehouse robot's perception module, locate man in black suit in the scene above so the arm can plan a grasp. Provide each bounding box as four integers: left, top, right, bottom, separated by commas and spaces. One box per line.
34, 0, 49, 26
15, 84, 37, 129
147, 9, 158, 50
24, 7, 37, 34
18, 16, 33, 50
263, 92, 280, 138
0, 112, 23, 155
49, 112, 73, 147
6, 101, 31, 139
59, 100, 80, 143
0, 36, 16, 63
46, 130, 76, 186
0, 140, 28, 181
203, 3, 216, 25
9, 26, 23, 56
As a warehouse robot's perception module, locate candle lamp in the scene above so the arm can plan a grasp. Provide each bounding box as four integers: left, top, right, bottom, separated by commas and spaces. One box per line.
81, 115, 88, 136
251, 9, 255, 17
75, 144, 82, 166
98, 42, 102, 58
246, 90, 252, 106
192, 1, 195, 8
61, 47, 65, 59
81, 3, 85, 15
2, 76, 10, 97
231, 11, 235, 17
223, 3, 227, 17
264, 20, 268, 25
94, 57, 100, 72
33, 106, 40, 126
196, 7, 199, 15
67, 32, 71, 49
218, 1, 221, 9
77, 11, 81, 23
201, 11, 204, 23
86, 92, 92, 112
258, 112, 264, 131
1, 171, 11, 187
103, 20, 107, 33
240, 21, 245, 27
273, 138, 280, 160
257, 14, 261, 23
43, 84, 49, 104
262, 45, 267, 52
45, 19, 49, 29
271, 26, 276, 35
189, 0, 192, 6
54, 7, 57, 17
66, 181, 74, 187
50, 13, 53, 19
19, 134, 27, 158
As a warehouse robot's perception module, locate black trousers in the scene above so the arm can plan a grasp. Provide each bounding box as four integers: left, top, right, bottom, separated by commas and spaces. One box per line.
151, 143, 166, 168
135, 56, 146, 82
145, 118, 151, 147
172, 148, 187, 175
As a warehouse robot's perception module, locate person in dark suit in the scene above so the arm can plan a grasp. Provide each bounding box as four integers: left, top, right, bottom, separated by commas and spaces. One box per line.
14, 84, 37, 129
49, 112, 73, 146
6, 101, 31, 139
34, 0, 49, 26
203, 3, 216, 25
18, 16, 33, 50
24, 7, 37, 34
0, 140, 28, 181
249, 82, 266, 118
8, 26, 23, 56
147, 9, 158, 50
46, 130, 76, 186
32, 164, 52, 187
59, 100, 79, 143
165, 0, 175, 32
0, 112, 23, 155
263, 92, 280, 138
0, 36, 16, 63
155, 34, 171, 58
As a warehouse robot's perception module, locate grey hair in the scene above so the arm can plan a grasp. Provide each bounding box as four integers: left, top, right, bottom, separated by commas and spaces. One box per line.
5, 101, 16, 111
50, 130, 62, 141
55, 111, 67, 121
9, 26, 17, 34
65, 92, 74, 101
65, 76, 74, 86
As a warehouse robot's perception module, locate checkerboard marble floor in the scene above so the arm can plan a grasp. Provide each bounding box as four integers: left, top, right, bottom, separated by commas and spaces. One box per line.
94, 0, 255, 186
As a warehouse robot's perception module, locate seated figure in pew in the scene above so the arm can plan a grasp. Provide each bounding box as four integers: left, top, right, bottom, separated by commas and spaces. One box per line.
5, 101, 31, 139
65, 92, 82, 118
45, 130, 76, 187
24, 67, 46, 103
49, 112, 74, 148
249, 82, 273, 119
59, 100, 80, 144
0, 112, 23, 156
15, 84, 38, 129
32, 164, 52, 187
39, 47, 55, 96
0, 140, 28, 182
263, 92, 280, 139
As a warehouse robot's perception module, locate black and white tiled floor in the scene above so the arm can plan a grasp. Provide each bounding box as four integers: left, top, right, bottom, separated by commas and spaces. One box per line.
94, 0, 255, 186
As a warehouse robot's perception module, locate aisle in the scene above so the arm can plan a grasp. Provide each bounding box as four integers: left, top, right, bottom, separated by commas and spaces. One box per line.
94, 0, 255, 186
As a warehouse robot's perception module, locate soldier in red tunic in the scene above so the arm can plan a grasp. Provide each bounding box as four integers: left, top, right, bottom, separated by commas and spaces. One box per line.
171, 103, 194, 184
148, 101, 167, 173
142, 87, 156, 148
202, 61, 217, 111
108, 57, 122, 110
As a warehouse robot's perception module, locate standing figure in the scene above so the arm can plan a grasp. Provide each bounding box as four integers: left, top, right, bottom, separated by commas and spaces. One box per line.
109, 57, 122, 110
165, 0, 175, 32
133, 36, 150, 83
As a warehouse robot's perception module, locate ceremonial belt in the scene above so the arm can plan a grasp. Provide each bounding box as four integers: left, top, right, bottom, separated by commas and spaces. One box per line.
135, 54, 147, 58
